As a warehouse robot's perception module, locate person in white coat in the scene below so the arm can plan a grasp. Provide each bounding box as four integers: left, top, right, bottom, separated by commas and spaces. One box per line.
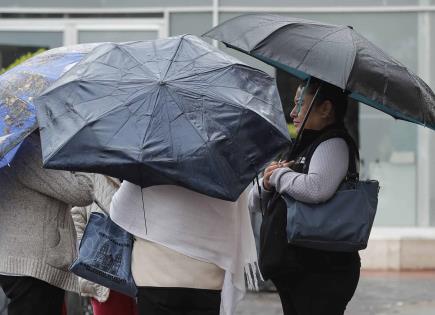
110, 182, 259, 315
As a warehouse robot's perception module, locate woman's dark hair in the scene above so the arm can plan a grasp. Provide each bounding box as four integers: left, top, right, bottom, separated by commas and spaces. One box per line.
299, 77, 348, 122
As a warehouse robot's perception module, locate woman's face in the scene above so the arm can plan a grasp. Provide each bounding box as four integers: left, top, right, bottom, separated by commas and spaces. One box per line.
290, 86, 333, 133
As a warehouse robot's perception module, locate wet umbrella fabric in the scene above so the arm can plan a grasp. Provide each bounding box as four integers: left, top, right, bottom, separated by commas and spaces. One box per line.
0, 43, 100, 168
204, 14, 435, 130
36, 35, 290, 201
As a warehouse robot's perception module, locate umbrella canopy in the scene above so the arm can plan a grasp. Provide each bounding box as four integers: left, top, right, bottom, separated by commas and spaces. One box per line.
204, 14, 435, 130
36, 35, 290, 201
0, 43, 100, 168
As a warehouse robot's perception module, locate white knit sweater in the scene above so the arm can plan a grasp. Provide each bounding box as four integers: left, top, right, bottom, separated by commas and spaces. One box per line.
0, 134, 94, 292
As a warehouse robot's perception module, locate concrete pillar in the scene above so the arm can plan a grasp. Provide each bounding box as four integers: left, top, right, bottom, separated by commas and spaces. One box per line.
417, 2, 435, 227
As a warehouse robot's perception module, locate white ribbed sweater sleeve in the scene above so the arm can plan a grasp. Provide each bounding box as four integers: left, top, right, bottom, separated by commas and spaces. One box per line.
270, 138, 349, 204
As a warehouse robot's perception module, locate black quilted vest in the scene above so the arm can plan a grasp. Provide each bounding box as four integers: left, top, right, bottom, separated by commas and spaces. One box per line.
258, 124, 360, 280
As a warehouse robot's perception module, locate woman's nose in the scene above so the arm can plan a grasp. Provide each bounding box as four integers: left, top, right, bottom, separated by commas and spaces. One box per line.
290, 106, 298, 118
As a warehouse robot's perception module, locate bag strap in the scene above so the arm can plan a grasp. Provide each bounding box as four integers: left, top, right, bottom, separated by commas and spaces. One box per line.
302, 129, 359, 181
94, 198, 110, 216
263, 129, 359, 215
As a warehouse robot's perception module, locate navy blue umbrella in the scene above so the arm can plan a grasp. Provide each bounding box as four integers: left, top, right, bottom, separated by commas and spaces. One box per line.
36, 35, 290, 201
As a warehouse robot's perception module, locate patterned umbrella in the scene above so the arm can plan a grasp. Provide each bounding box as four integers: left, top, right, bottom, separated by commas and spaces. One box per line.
0, 43, 100, 167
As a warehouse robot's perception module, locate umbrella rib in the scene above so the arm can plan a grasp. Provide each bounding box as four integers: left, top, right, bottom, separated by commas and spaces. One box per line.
101, 108, 139, 148
0, 125, 37, 160
43, 79, 89, 124
164, 86, 207, 143
44, 84, 125, 129
222, 19, 290, 49
173, 63, 277, 106
169, 64, 238, 83
164, 90, 175, 159
93, 88, 161, 148
356, 32, 404, 67
350, 31, 431, 126
170, 65, 231, 84
164, 50, 213, 80
44, 120, 88, 163
117, 44, 160, 80
392, 65, 426, 124
76, 78, 157, 85
85, 93, 142, 126
203, 143, 234, 198
162, 35, 185, 82
91, 60, 122, 71
295, 26, 349, 70
97, 89, 160, 149
168, 83, 243, 111
159, 89, 232, 193
171, 81, 288, 137
171, 78, 275, 112
140, 88, 163, 150
347, 30, 358, 86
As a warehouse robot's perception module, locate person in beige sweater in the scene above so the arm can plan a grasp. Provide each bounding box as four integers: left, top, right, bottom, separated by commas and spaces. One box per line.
71, 174, 138, 315
0, 132, 94, 315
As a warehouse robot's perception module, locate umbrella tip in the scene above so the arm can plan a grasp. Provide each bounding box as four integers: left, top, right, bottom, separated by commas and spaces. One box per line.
347, 25, 354, 30
158, 81, 166, 86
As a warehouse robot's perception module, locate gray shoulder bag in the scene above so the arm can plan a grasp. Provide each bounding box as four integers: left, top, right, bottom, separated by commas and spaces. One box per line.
284, 132, 380, 252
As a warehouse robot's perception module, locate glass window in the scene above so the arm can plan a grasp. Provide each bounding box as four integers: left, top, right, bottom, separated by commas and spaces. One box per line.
0, 31, 62, 69
170, 12, 213, 39
360, 108, 417, 226
78, 30, 159, 44
219, 0, 419, 7
1, 0, 211, 8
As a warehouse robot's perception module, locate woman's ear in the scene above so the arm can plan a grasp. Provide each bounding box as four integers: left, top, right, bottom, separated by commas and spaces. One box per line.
319, 100, 334, 119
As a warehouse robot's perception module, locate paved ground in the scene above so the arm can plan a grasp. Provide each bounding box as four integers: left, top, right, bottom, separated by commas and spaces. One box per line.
2, 271, 435, 314
236, 271, 435, 315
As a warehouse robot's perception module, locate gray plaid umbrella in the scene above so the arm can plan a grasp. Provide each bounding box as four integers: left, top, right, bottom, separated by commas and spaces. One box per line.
36, 35, 290, 201
204, 14, 435, 130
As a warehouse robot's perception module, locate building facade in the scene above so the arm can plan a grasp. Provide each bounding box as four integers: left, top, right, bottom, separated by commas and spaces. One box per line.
1, 0, 435, 268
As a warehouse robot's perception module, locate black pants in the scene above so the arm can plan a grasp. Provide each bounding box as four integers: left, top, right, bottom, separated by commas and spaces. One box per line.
272, 268, 360, 315
137, 287, 221, 315
271, 246, 361, 315
0, 275, 65, 315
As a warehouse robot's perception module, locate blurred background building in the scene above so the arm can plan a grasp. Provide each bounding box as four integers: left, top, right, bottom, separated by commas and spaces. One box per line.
0, 0, 435, 270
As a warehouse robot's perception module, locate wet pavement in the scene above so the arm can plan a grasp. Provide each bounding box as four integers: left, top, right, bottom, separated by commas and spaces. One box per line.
236, 271, 435, 315
1, 271, 435, 314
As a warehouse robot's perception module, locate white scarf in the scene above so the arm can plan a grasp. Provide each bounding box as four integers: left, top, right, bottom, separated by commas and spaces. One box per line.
110, 181, 259, 315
